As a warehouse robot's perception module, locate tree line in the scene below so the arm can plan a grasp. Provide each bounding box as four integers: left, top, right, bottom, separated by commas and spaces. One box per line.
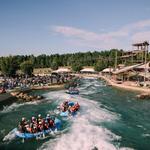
0, 49, 148, 76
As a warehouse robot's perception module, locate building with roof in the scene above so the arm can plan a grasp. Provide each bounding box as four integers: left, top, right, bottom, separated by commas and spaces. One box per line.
80, 67, 96, 74
52, 67, 72, 74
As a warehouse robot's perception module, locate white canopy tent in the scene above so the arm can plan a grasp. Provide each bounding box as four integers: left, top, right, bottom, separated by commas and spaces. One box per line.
53, 67, 71, 73
102, 68, 113, 73
80, 68, 96, 73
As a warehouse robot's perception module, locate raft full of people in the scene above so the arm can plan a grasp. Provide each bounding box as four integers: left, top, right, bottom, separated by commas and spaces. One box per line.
14, 114, 61, 139
58, 101, 80, 117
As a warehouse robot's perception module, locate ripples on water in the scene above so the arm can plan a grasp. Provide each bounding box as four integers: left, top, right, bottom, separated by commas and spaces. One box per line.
0, 78, 150, 150
38, 79, 131, 150
0, 101, 40, 114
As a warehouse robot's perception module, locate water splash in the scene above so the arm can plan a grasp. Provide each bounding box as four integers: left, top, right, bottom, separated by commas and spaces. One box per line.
3, 129, 16, 142
120, 148, 134, 150
142, 133, 150, 137
0, 101, 40, 113
38, 87, 122, 150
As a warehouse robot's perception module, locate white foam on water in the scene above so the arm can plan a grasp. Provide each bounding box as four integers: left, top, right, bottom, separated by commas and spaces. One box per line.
142, 133, 150, 137
3, 129, 16, 142
38, 90, 123, 150
80, 86, 97, 95
136, 125, 146, 130
94, 83, 105, 87
79, 79, 96, 90
39, 123, 118, 150
0, 101, 40, 113
120, 148, 134, 150
79, 79, 105, 95
39, 79, 134, 150
44, 90, 72, 103
81, 90, 96, 95
81, 77, 98, 80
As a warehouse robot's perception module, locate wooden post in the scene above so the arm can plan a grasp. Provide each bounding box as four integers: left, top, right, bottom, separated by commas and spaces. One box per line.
142, 46, 144, 63
132, 45, 134, 64
144, 45, 147, 86
131, 52, 133, 64
115, 50, 117, 71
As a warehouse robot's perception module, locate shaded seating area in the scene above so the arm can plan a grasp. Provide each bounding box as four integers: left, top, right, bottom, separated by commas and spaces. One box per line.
80, 67, 97, 74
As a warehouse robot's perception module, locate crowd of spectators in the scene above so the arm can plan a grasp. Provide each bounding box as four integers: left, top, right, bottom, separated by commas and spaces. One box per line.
0, 73, 73, 90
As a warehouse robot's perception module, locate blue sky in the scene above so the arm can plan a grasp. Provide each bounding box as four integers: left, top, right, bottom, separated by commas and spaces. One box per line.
0, 0, 150, 56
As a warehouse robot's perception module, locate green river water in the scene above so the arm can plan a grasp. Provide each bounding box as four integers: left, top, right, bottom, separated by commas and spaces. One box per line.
0, 78, 150, 150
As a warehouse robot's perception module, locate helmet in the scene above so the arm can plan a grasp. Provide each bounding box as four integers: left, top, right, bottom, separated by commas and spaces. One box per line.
38, 114, 41, 118
47, 114, 50, 117
32, 116, 35, 120
22, 117, 25, 121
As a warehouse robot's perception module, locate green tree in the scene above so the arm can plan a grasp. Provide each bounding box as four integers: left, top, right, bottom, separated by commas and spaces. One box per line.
0, 56, 18, 76
0, 49, 127, 72
71, 63, 83, 72
51, 61, 58, 70
51, 57, 59, 70
20, 61, 33, 76
94, 60, 107, 72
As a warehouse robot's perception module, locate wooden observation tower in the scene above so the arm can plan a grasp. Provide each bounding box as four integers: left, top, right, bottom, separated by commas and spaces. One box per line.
119, 41, 149, 64
132, 41, 149, 84
132, 41, 149, 64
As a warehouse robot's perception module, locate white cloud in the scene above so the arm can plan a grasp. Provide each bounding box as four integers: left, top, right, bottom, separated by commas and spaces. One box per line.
51, 19, 150, 50
131, 31, 150, 42
52, 26, 100, 41
52, 25, 128, 41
